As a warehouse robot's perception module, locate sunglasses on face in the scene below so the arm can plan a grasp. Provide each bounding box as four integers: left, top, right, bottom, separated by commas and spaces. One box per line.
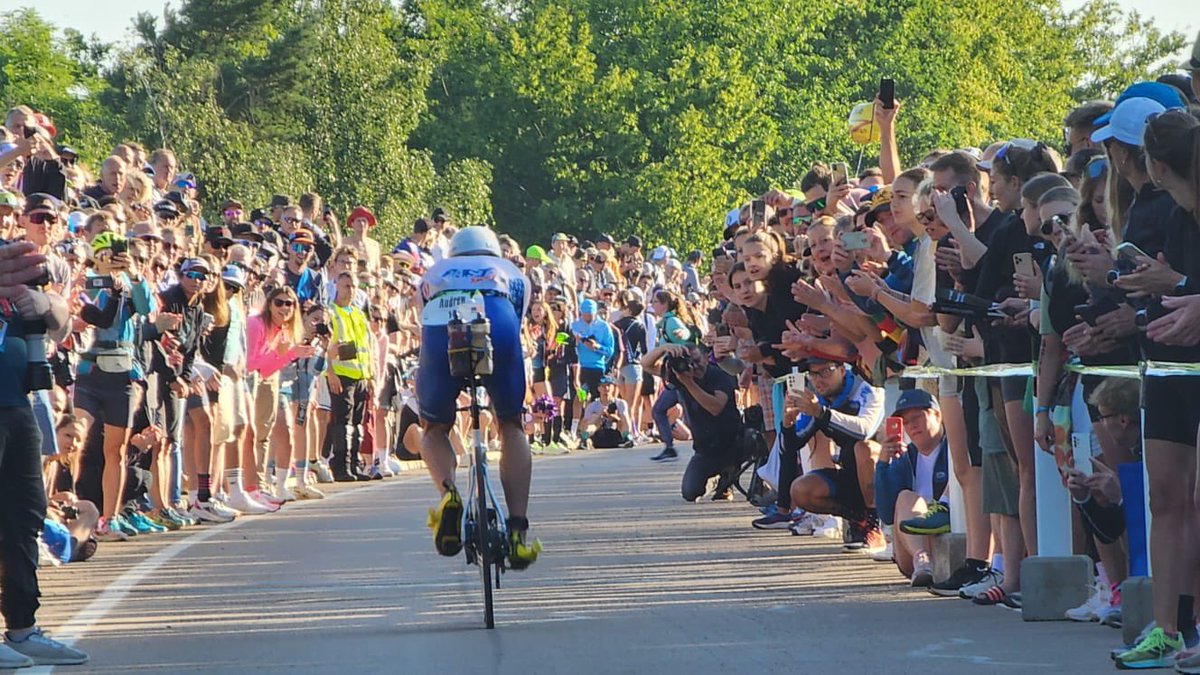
805, 197, 827, 213
183, 270, 209, 281
916, 209, 937, 225
29, 212, 59, 225
291, 243, 312, 254
223, 283, 241, 293
272, 298, 295, 308
223, 209, 242, 218
1040, 213, 1073, 236
283, 216, 302, 224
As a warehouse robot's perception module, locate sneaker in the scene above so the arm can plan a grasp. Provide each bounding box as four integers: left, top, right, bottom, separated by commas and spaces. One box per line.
3, 628, 87, 666
507, 530, 543, 570
789, 512, 818, 536
147, 511, 183, 531
930, 561, 990, 597
1100, 604, 1124, 629
386, 455, 403, 474
911, 558, 934, 588
1115, 627, 1183, 670
207, 498, 240, 520
367, 465, 386, 480
899, 501, 950, 535
650, 448, 678, 462
226, 490, 274, 515
167, 506, 197, 527
752, 506, 794, 530
293, 484, 326, 500
959, 569, 1004, 599
426, 483, 464, 557
94, 518, 128, 542
376, 459, 395, 478
1066, 578, 1112, 622
813, 515, 843, 540
619, 438, 635, 449
275, 485, 298, 502
313, 460, 335, 483
189, 501, 235, 524
843, 518, 868, 550
124, 509, 167, 534
1175, 646, 1200, 674
109, 514, 139, 537
249, 488, 285, 507
0, 642, 33, 669
870, 541, 895, 562
860, 525, 887, 556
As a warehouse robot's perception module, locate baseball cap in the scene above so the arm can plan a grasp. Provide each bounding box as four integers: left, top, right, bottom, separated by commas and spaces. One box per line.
173, 172, 197, 189
598, 376, 616, 386
289, 229, 316, 247
525, 245, 551, 262
566, 234, 579, 246
1090, 98, 1167, 146
651, 245, 670, 261
1092, 82, 1186, 127
597, 233, 616, 246
205, 226, 235, 246
626, 235, 643, 248
580, 298, 598, 314
180, 257, 212, 274
893, 388, 940, 415
222, 199, 244, 212
152, 199, 180, 219
231, 223, 263, 242
551, 232, 569, 243
864, 185, 894, 226
0, 190, 17, 209
270, 194, 293, 209
221, 264, 247, 289
24, 193, 60, 215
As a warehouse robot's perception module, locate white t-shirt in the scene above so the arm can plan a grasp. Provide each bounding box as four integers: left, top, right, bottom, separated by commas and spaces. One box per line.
914, 442, 945, 504
584, 398, 629, 429
910, 234, 955, 369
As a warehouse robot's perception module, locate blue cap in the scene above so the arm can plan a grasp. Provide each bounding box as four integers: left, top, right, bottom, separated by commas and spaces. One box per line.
1092, 82, 1186, 126
893, 389, 939, 415
580, 298, 598, 314
1091, 98, 1167, 146
598, 376, 616, 385
725, 208, 741, 227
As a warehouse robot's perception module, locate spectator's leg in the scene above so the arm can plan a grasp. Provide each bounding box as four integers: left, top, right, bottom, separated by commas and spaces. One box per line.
652, 388, 679, 450
853, 441, 878, 509
328, 376, 355, 477
0, 408, 48, 633
952, 380, 992, 563
790, 472, 838, 515
100, 423, 132, 520
1145, 438, 1198, 634
31, 389, 58, 457
893, 490, 930, 578
498, 417, 532, 520
998, 515, 1025, 593
775, 430, 802, 511
681, 453, 724, 502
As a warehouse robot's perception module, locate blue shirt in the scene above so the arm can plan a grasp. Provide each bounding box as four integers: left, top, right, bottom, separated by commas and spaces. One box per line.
570, 317, 615, 370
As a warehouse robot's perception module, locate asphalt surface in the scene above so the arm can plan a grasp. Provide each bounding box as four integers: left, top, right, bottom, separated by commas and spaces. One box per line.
34, 444, 1121, 674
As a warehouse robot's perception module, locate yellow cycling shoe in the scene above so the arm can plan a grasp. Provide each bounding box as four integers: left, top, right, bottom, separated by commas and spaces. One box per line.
426, 483, 463, 557
506, 516, 542, 570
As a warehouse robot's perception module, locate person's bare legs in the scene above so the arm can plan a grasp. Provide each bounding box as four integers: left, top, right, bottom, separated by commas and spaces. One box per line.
271, 403, 295, 494
1146, 439, 1197, 634
1005, 400, 1037, 556
942, 394, 990, 560
498, 418, 531, 520
100, 424, 131, 520
894, 490, 932, 578
998, 514, 1025, 593
853, 441, 877, 509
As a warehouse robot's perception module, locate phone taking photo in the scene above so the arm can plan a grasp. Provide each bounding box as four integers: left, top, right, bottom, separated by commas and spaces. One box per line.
879, 78, 895, 110
751, 199, 766, 228
1013, 253, 1035, 279
831, 162, 849, 188
841, 230, 872, 252
886, 416, 904, 442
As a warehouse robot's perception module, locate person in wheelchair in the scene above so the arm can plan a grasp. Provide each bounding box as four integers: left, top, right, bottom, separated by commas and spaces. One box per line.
579, 377, 635, 449
416, 226, 541, 569
641, 342, 742, 502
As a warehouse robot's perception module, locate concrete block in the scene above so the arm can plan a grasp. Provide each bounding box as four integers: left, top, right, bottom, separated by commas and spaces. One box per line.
1122, 577, 1154, 646
932, 533, 966, 583
1021, 555, 1092, 621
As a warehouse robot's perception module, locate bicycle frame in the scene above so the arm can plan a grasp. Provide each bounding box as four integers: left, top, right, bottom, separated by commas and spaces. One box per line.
460, 380, 508, 629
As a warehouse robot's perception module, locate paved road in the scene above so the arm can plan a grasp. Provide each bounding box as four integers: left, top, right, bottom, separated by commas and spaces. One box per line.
35, 445, 1120, 674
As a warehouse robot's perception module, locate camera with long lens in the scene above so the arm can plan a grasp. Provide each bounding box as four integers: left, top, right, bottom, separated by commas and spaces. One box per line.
663, 354, 692, 385
0, 237, 54, 392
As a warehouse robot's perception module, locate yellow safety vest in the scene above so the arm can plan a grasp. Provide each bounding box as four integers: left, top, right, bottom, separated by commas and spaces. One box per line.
330, 303, 373, 380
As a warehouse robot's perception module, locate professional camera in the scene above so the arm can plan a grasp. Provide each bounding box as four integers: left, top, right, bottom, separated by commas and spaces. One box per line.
663, 354, 692, 381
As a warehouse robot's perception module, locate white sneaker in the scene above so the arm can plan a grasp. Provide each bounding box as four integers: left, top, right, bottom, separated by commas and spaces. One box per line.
376, 459, 395, 478
275, 486, 298, 502
0, 642, 33, 669
386, 456, 402, 474
313, 461, 335, 484
870, 541, 895, 562
959, 570, 1004, 599
813, 515, 843, 540
1065, 579, 1111, 622
226, 490, 274, 515
209, 493, 241, 517
293, 484, 326, 500
249, 488, 285, 507
189, 501, 235, 524
4, 628, 87, 666
789, 512, 818, 536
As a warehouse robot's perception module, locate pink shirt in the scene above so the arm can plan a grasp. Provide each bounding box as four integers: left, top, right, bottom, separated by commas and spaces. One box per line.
246, 314, 300, 378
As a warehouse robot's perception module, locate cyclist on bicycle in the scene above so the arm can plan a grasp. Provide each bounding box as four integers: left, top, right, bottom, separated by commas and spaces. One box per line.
417, 226, 541, 569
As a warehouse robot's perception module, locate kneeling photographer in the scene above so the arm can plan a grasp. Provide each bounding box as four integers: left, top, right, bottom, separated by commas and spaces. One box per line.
641, 342, 741, 501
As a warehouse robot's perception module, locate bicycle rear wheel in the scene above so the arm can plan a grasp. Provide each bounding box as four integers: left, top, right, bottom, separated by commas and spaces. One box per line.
474, 451, 495, 629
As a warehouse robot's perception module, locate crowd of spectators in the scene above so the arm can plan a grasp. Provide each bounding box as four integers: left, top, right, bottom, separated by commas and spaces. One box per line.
1, 28, 1199, 673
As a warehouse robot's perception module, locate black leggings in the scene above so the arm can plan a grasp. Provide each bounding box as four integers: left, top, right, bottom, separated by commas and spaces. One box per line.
681, 452, 736, 502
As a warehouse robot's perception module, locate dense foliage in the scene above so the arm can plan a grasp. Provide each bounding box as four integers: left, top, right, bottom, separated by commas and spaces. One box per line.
0, 0, 1186, 251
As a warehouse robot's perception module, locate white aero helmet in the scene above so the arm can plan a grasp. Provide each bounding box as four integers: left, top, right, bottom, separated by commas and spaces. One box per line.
448, 225, 502, 258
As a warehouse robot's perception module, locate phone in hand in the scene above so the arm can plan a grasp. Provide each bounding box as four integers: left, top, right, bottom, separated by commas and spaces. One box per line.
85, 276, 114, 290
950, 186, 969, 215
879, 78, 895, 110
831, 162, 849, 188
886, 416, 904, 442
786, 368, 807, 395
751, 199, 766, 228
841, 230, 872, 252
1013, 252, 1035, 279
1115, 241, 1150, 274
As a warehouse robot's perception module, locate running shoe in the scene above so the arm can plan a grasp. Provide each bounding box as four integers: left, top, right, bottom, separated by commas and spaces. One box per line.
226, 490, 275, 514
427, 482, 464, 557
375, 458, 396, 478
249, 489, 285, 507
1066, 578, 1112, 622
869, 541, 895, 562
930, 560, 990, 597
650, 447, 678, 462
860, 524, 887, 556
124, 508, 167, 534
959, 569, 1004, 599
911, 560, 934, 588
109, 514, 139, 537
386, 455, 403, 474
94, 518, 128, 542
3, 628, 87, 666
789, 512, 818, 536
293, 484, 326, 500
147, 511, 183, 531
1114, 627, 1183, 670
208, 497, 240, 520
899, 501, 951, 535
313, 460, 334, 483
168, 506, 198, 526
189, 501, 235, 524
507, 531, 543, 571
843, 517, 868, 550
813, 514, 843, 540
1175, 646, 1200, 673
752, 505, 794, 530
0, 642, 33, 669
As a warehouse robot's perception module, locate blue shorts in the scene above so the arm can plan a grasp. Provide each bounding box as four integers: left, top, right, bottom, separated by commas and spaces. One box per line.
417, 295, 526, 425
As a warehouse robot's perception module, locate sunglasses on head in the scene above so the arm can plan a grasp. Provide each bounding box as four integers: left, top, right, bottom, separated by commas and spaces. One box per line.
183, 270, 209, 281
272, 298, 295, 308
1086, 156, 1108, 180
992, 138, 1042, 170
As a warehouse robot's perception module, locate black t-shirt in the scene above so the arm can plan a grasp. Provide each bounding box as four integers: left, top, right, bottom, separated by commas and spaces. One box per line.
745, 263, 809, 378
677, 364, 741, 457
613, 315, 647, 363
1044, 262, 1137, 366
1123, 183, 1176, 258
1140, 206, 1200, 363
972, 211, 1036, 363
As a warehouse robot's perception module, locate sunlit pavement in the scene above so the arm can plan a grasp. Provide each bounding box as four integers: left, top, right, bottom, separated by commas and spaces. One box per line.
37, 445, 1119, 674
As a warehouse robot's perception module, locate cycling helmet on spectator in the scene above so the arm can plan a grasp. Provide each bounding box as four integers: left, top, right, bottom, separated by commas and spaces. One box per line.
448, 225, 502, 258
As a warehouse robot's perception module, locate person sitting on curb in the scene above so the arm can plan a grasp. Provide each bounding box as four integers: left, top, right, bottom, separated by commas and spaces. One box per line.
872, 389, 954, 589
579, 377, 635, 449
